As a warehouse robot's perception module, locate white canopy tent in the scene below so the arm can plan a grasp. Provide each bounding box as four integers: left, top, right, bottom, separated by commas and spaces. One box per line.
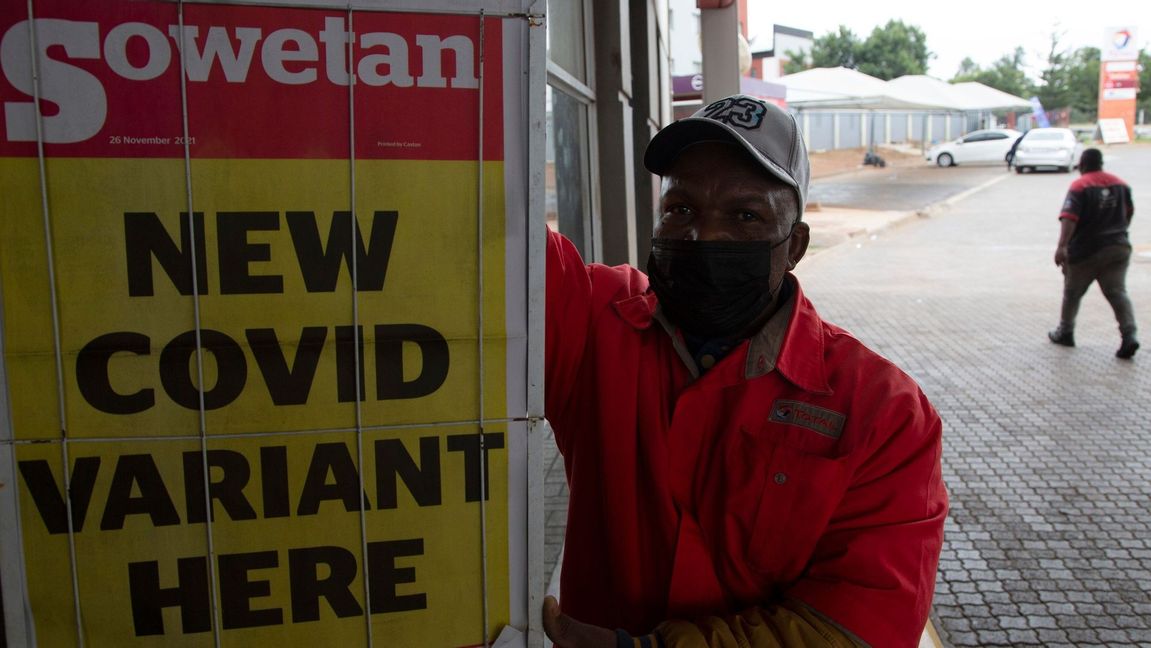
777, 68, 1035, 153
780, 68, 1032, 112
886, 76, 1032, 135
887, 75, 983, 110
778, 67, 951, 110
950, 81, 1032, 110
779, 67, 961, 155
888, 75, 1032, 112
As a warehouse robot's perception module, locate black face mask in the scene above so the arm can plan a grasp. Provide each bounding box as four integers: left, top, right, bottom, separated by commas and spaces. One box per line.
646, 236, 790, 339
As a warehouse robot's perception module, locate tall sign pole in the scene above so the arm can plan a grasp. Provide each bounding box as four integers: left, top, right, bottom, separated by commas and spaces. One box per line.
699, 0, 741, 103
1098, 26, 1140, 142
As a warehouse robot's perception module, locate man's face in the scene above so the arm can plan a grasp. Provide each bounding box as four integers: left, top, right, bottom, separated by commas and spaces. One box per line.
654, 140, 810, 280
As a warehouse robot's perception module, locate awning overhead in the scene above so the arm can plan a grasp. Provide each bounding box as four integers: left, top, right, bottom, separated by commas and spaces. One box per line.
778, 67, 949, 110
887, 75, 977, 109
949, 81, 1032, 110
777, 68, 1033, 112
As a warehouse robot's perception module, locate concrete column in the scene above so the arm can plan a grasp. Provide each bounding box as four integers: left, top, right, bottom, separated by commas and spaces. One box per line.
594, 0, 637, 266
699, 1, 739, 103
629, 0, 668, 262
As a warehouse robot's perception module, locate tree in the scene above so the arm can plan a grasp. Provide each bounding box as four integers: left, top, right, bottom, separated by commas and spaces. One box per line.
1037, 32, 1071, 112
951, 47, 1034, 98
856, 20, 931, 80
1060, 47, 1099, 122
810, 26, 861, 69
954, 57, 980, 79
1139, 49, 1150, 123
785, 21, 931, 80
782, 50, 809, 75
1033, 29, 1100, 123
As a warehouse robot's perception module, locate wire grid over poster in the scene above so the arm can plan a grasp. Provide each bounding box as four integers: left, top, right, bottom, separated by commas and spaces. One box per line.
0, 1, 545, 646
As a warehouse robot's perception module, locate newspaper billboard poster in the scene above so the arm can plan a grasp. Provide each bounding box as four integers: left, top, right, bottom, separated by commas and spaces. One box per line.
0, 1, 538, 646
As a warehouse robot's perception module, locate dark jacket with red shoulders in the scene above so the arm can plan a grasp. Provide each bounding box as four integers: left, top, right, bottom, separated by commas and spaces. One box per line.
1059, 170, 1134, 263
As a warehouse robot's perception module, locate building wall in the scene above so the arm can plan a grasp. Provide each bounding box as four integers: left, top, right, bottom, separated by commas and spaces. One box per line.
890, 112, 909, 142
839, 113, 863, 148
667, 0, 700, 75
749, 26, 812, 80
545, 0, 672, 266
771, 31, 811, 78
794, 109, 979, 151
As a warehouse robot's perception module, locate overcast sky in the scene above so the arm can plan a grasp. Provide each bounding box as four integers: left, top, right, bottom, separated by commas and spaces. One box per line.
748, 1, 1150, 81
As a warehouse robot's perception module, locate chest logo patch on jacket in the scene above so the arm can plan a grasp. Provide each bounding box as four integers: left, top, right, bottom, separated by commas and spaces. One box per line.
769, 400, 845, 439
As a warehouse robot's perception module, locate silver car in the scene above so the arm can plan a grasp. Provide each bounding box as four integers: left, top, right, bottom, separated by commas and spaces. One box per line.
1012, 128, 1083, 173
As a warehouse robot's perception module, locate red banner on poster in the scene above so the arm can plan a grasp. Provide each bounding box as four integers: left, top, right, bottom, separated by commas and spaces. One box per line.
0, 3, 504, 160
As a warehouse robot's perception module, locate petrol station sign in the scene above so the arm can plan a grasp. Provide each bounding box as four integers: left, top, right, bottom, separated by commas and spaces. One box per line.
1098, 26, 1140, 141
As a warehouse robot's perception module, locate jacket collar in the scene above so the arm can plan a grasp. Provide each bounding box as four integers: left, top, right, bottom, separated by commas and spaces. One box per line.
769, 277, 832, 394
611, 274, 831, 394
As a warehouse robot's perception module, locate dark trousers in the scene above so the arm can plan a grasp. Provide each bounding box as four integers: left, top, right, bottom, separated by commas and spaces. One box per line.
1060, 244, 1138, 339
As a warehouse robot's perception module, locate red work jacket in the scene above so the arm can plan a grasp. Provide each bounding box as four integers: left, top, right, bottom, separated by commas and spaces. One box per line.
545, 230, 947, 647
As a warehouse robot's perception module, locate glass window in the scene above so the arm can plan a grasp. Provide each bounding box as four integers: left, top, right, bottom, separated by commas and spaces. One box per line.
546, 0, 586, 82
985, 133, 1008, 140
1026, 131, 1069, 141
545, 85, 592, 258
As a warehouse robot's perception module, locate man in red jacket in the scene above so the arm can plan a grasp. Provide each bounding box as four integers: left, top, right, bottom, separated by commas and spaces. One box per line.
1049, 147, 1138, 358
542, 95, 947, 648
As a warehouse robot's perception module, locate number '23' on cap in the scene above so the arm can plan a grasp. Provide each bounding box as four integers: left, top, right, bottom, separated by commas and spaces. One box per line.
643, 95, 809, 217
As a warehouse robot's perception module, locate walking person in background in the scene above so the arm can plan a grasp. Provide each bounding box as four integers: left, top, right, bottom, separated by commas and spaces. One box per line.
1049, 148, 1139, 358
1005, 133, 1023, 171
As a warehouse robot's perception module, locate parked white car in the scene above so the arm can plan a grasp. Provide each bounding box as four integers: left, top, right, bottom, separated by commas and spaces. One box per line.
926, 128, 1022, 167
1012, 127, 1083, 173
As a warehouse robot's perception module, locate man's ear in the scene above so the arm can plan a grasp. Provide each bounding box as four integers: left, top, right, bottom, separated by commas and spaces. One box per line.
787, 221, 810, 270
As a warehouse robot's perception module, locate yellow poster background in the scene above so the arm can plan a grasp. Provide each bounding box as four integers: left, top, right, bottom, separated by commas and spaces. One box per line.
14, 426, 508, 646
0, 157, 506, 440
3, 153, 511, 647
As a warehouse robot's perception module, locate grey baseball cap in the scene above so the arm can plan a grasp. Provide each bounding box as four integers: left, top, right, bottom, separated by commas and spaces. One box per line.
644, 95, 809, 217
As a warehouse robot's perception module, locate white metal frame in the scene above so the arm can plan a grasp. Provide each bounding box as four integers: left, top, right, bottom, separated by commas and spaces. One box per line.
0, 2, 547, 647
524, 8, 547, 648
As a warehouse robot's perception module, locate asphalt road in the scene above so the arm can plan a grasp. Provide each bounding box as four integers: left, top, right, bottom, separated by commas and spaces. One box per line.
811, 161, 1017, 211
801, 145, 1151, 646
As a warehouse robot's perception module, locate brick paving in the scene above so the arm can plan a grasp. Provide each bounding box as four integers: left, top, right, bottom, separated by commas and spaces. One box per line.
543, 427, 568, 577
801, 149, 1151, 646
545, 146, 1151, 646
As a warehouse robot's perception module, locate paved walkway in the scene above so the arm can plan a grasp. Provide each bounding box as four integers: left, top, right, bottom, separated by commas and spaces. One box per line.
545, 148, 1151, 646
802, 150, 1151, 646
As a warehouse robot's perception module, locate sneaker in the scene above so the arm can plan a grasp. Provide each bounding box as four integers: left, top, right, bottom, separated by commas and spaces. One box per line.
1048, 328, 1075, 347
1116, 338, 1140, 359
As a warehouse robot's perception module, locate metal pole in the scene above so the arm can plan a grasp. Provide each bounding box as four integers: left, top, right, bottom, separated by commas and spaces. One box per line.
699, 2, 739, 103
